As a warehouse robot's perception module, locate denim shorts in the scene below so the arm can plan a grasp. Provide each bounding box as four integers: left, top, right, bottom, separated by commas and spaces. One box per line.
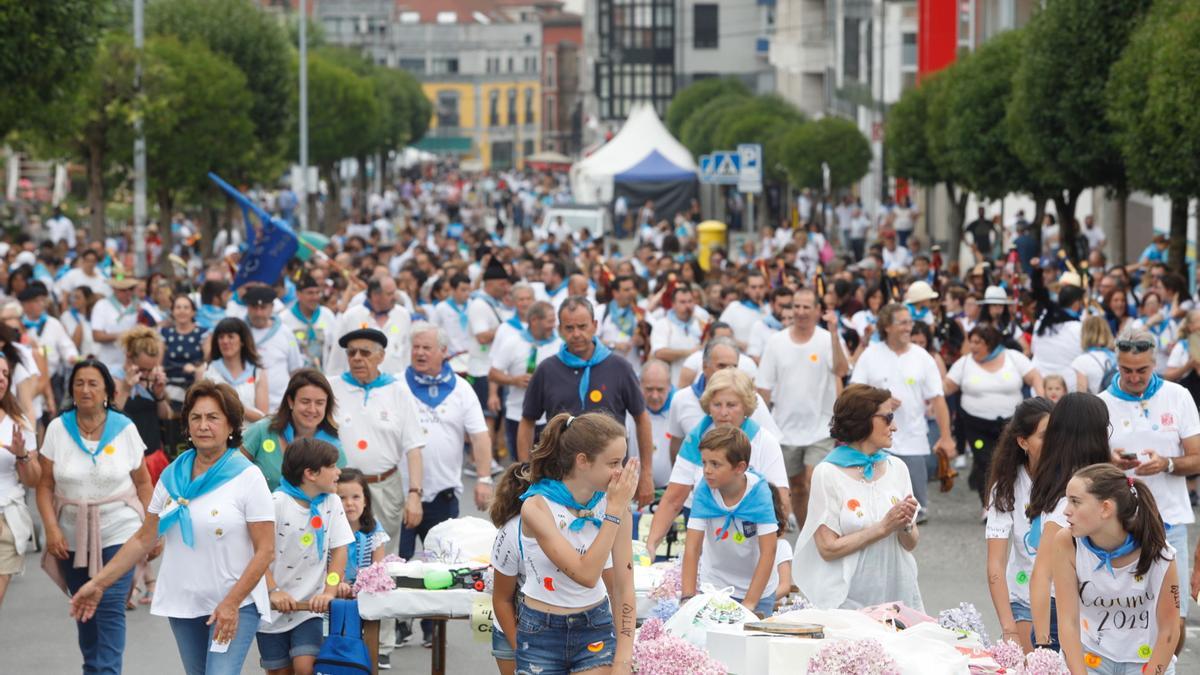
491, 625, 516, 661
1010, 600, 1032, 623
516, 603, 616, 675
256, 617, 324, 670
1086, 654, 1175, 675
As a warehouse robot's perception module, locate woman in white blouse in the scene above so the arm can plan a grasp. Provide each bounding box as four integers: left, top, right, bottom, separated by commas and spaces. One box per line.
1071, 316, 1117, 394
36, 359, 151, 673
199, 317, 268, 423
0, 355, 38, 609
795, 383, 923, 610
69, 380, 275, 675
944, 325, 1044, 504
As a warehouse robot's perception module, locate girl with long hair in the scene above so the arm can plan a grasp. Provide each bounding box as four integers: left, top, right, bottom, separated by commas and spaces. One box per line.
1027, 392, 1114, 652
242, 369, 343, 491
517, 412, 639, 675
489, 462, 532, 675
1053, 464, 1179, 674
200, 318, 268, 423
984, 397, 1053, 652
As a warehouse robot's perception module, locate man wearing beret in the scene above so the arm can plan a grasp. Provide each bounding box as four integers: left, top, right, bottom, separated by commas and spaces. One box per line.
281, 273, 337, 369
242, 283, 304, 411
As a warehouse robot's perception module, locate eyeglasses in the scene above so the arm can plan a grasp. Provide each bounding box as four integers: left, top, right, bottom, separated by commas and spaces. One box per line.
1116, 340, 1154, 354
345, 347, 381, 358
874, 413, 895, 425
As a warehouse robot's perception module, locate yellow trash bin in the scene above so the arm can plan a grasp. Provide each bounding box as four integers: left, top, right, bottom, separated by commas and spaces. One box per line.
696, 220, 728, 272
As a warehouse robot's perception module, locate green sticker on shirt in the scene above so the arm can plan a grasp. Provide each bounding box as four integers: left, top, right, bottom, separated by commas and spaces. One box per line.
1015, 571, 1029, 585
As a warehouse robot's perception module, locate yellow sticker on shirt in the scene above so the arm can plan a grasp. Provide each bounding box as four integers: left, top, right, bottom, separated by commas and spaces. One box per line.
263, 439, 277, 453
326, 573, 340, 586
300, 533, 315, 547
103, 445, 115, 455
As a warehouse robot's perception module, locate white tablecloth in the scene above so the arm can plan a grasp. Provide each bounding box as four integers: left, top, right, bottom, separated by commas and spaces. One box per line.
358, 589, 484, 620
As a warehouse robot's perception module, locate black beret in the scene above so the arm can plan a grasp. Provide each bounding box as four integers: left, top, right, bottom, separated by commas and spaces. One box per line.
242, 285, 276, 306
338, 328, 387, 349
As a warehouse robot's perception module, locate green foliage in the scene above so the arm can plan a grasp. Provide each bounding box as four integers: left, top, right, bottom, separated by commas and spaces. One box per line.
148, 0, 293, 175
294, 52, 382, 168
679, 95, 744, 157
0, 0, 106, 139
704, 95, 804, 183
665, 78, 751, 138
1108, 0, 1200, 200
941, 29, 1029, 200
885, 80, 940, 188
781, 117, 871, 191
315, 46, 430, 150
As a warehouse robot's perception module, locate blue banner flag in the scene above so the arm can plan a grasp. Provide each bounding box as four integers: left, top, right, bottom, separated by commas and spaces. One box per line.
208, 172, 298, 290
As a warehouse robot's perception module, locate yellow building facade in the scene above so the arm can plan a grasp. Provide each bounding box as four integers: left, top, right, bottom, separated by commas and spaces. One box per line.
421, 78, 542, 170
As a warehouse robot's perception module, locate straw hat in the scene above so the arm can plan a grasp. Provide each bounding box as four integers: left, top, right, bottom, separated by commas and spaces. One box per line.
903, 280, 939, 304
980, 286, 1014, 305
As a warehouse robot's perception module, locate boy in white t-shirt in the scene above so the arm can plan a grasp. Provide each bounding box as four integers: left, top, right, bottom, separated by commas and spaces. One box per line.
681, 426, 780, 617
256, 438, 354, 674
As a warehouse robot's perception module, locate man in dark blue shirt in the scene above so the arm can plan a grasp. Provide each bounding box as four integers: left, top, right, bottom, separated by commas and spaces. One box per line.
1014, 223, 1039, 276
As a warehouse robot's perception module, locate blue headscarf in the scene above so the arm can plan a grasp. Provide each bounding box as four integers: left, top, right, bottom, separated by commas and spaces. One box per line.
679, 416, 761, 465
556, 338, 613, 408
158, 448, 253, 547
520, 479, 605, 531
276, 478, 331, 557
823, 444, 889, 480
690, 470, 777, 541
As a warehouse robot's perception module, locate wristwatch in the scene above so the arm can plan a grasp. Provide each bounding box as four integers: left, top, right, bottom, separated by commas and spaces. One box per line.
408, 487, 424, 498
478, 476, 494, 485
1166, 457, 1175, 475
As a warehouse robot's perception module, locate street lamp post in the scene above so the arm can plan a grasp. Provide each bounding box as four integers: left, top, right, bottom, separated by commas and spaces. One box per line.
133, 0, 148, 275
298, 0, 309, 231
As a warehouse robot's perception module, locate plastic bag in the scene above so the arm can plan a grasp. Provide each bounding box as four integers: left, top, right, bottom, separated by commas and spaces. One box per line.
423, 517, 497, 563
662, 584, 755, 648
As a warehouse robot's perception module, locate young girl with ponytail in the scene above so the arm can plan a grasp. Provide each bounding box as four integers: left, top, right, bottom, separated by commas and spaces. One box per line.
1053, 464, 1179, 675
518, 412, 640, 675
489, 462, 531, 675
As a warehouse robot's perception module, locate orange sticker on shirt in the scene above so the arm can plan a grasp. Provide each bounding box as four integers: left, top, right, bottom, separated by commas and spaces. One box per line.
587, 641, 605, 653
589, 390, 603, 403
247, 376, 255, 384
543, 577, 555, 591
310, 516, 323, 529
809, 353, 819, 363
103, 445, 116, 455
1084, 653, 1101, 668
846, 499, 861, 511
357, 440, 368, 450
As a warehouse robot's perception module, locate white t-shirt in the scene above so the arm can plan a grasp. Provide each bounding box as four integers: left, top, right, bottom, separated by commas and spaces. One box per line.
756, 327, 838, 447
1071, 349, 1115, 394
946, 350, 1033, 420
259, 491, 355, 633
490, 516, 524, 630
410, 376, 488, 497
41, 416, 146, 550
666, 385, 782, 445
650, 313, 701, 384
850, 310, 877, 340
1031, 320, 1082, 392
31, 315, 79, 377
331, 377, 426, 477
434, 301, 475, 361
679, 351, 758, 384
719, 302, 767, 346
746, 319, 782, 359
201, 363, 261, 421
1100, 381, 1200, 525
0, 416, 37, 499
490, 333, 561, 423
519, 495, 612, 608
251, 321, 304, 412
850, 342, 944, 456
56, 268, 111, 300
326, 304, 413, 378
626, 406, 673, 488
1166, 341, 1190, 370
984, 466, 1036, 606
598, 303, 643, 374
148, 465, 275, 620
280, 304, 337, 370
90, 296, 139, 365
468, 296, 512, 378
668, 427, 789, 506
61, 309, 97, 361
687, 472, 779, 600
1074, 541, 1174, 664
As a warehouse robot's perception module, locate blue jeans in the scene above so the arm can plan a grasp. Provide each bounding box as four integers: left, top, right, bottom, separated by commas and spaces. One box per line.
516, 603, 616, 675
168, 603, 260, 675
1031, 597, 1060, 652
62, 544, 135, 675
399, 489, 460, 639
491, 625, 516, 661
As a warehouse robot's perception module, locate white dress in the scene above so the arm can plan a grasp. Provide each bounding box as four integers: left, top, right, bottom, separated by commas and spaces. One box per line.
794, 456, 923, 611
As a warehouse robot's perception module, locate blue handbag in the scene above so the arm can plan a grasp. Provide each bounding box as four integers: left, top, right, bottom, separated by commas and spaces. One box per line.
314, 599, 372, 674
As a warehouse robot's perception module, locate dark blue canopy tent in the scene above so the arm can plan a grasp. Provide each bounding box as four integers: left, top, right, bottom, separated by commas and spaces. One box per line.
612, 149, 698, 226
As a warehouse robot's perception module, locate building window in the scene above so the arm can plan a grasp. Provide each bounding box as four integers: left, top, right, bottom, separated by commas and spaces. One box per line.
489, 90, 500, 127
546, 53, 556, 87
436, 91, 459, 128
545, 94, 556, 130
507, 57, 514, 72
596, 0, 676, 120
523, 140, 535, 158
508, 89, 518, 126
492, 141, 513, 170
843, 18, 860, 81
431, 58, 459, 74
525, 88, 534, 125
902, 32, 917, 68
398, 58, 425, 74
694, 5, 718, 49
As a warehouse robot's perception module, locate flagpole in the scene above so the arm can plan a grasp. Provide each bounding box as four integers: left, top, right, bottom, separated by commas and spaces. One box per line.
298, 0, 309, 232
133, 0, 148, 275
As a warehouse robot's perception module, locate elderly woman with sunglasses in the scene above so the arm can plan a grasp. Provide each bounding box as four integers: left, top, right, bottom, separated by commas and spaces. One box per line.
794, 383, 924, 611
1099, 324, 1200, 654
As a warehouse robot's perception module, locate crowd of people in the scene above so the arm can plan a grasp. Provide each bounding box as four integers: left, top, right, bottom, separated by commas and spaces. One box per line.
0, 168, 1196, 675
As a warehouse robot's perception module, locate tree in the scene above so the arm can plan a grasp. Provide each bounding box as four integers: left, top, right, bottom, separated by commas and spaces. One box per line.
0, 0, 105, 139
665, 77, 750, 138
1108, 0, 1197, 273
679, 95, 744, 158
780, 117, 871, 193
923, 67, 974, 263
885, 79, 940, 189
1007, 0, 1153, 262
148, 0, 293, 178
292, 52, 381, 231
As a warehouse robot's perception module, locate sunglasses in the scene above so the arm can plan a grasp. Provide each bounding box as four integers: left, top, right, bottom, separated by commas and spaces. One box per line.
345, 347, 381, 358
874, 413, 895, 425
1116, 340, 1154, 354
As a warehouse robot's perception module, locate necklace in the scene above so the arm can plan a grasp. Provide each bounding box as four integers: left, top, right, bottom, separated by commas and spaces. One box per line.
77, 411, 106, 438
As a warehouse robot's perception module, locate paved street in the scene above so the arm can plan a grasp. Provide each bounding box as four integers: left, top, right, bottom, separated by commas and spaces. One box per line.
4, 472, 1198, 673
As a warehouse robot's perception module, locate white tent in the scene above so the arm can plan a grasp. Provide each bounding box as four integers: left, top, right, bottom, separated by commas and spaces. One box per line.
570, 103, 697, 204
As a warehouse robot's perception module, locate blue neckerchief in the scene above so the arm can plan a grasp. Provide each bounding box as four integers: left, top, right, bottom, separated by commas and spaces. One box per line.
1107, 374, 1163, 403
679, 416, 761, 465
282, 423, 342, 450
520, 479, 605, 531
667, 311, 696, 337
739, 299, 763, 312
444, 298, 469, 330
196, 304, 225, 330
281, 278, 297, 307
556, 338, 613, 408
691, 373, 707, 399
519, 324, 556, 347
345, 523, 385, 584
474, 292, 505, 313
158, 448, 252, 548
255, 317, 283, 345
980, 345, 1006, 362
405, 363, 457, 408
545, 280, 567, 298
363, 299, 389, 319
1146, 316, 1169, 336
22, 313, 47, 334
648, 386, 675, 416
210, 358, 255, 387
1081, 533, 1137, 577
607, 302, 636, 336
690, 470, 777, 541
763, 313, 784, 331
277, 478, 331, 558
290, 302, 319, 344
1023, 514, 1043, 555
823, 444, 890, 480
906, 303, 929, 322
1062, 308, 1081, 319
340, 371, 396, 405
61, 409, 134, 464
505, 314, 525, 333
109, 295, 136, 319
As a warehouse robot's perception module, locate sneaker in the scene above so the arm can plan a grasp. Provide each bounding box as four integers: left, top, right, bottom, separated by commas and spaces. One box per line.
952, 455, 968, 471
395, 619, 412, 647
378, 654, 391, 670
422, 635, 434, 648
463, 464, 478, 478
491, 459, 505, 476
915, 508, 929, 525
